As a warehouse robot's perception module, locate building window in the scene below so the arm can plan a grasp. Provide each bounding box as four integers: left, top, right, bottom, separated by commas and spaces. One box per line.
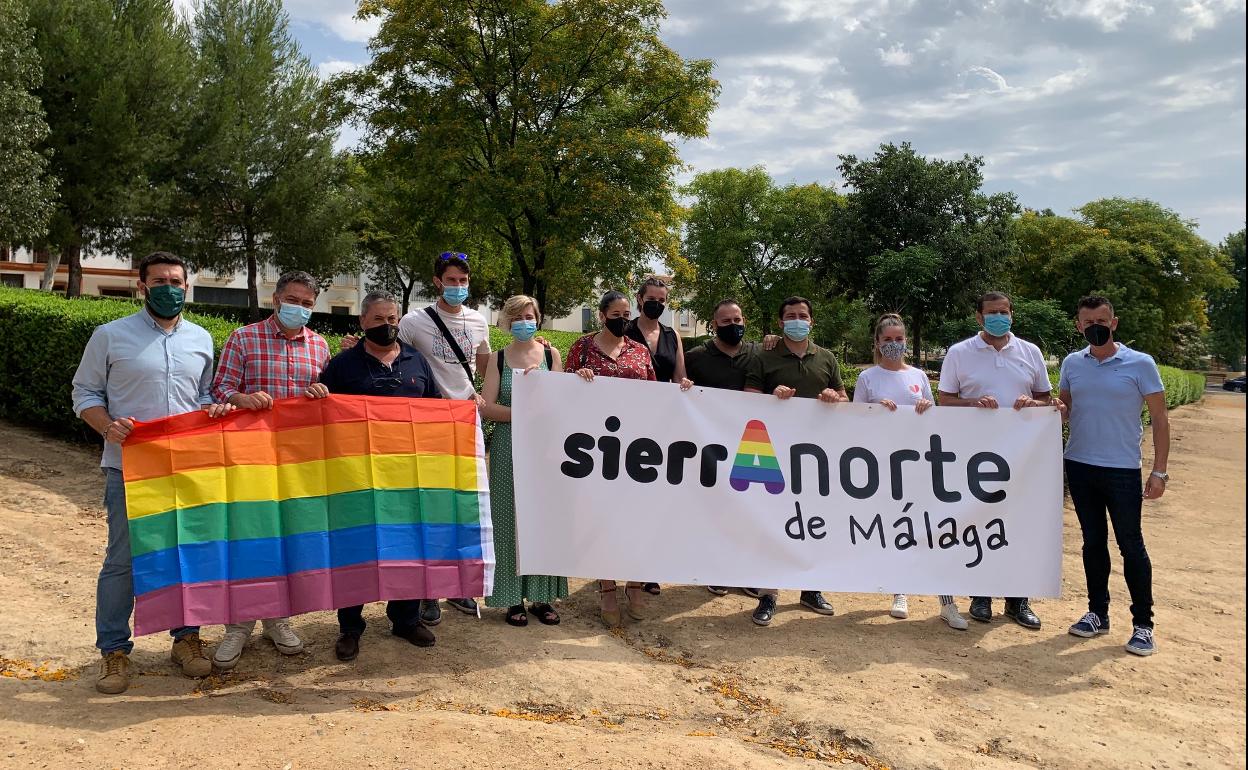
678, 310, 691, 327
581, 307, 592, 330
98, 286, 134, 298
193, 286, 249, 306
333, 273, 358, 287
1, 274, 23, 288
331, 305, 351, 315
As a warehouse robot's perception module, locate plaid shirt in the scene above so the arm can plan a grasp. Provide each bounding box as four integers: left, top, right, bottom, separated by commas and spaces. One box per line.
212, 315, 331, 402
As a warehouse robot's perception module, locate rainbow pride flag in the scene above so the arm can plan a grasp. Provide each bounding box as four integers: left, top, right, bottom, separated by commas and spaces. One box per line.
122, 396, 493, 635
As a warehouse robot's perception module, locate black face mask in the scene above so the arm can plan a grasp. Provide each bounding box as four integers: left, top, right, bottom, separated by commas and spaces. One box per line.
364, 323, 400, 346
715, 323, 746, 345
642, 300, 665, 320
603, 316, 629, 337
1083, 323, 1112, 347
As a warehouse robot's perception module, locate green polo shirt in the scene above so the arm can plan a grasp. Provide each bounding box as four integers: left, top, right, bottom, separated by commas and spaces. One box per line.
684, 340, 759, 391
745, 341, 844, 398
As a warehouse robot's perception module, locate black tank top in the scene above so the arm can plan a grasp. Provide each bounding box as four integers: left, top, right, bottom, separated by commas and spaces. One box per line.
626, 320, 679, 382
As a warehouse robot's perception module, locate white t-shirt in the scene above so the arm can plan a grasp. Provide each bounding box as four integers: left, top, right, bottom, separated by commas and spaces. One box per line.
937, 333, 1051, 402
398, 304, 491, 400
852, 365, 934, 405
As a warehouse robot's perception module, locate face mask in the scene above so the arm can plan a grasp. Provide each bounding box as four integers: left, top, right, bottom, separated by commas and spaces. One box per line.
603, 316, 629, 337
363, 323, 399, 346
983, 313, 1012, 337
1083, 323, 1112, 347
642, 300, 665, 320
145, 284, 185, 319
715, 323, 746, 345
879, 340, 906, 361
276, 303, 312, 329
442, 285, 469, 306
511, 319, 538, 341
782, 319, 810, 341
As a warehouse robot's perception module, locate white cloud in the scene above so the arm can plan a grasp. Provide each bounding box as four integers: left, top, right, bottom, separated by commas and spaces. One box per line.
316, 59, 362, 80
1044, 0, 1155, 31
1173, 0, 1247, 40
878, 44, 913, 67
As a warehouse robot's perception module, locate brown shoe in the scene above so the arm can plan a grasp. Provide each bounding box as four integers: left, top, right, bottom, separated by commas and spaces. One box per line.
170, 633, 212, 678
96, 651, 131, 694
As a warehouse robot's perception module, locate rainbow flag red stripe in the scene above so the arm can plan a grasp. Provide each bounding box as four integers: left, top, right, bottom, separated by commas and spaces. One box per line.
122, 396, 493, 635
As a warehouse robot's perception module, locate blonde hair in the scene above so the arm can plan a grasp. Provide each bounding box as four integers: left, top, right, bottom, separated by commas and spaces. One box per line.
872, 313, 906, 365
500, 294, 541, 327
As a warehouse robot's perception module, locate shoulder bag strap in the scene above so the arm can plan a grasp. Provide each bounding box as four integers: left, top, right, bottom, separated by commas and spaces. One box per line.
423, 305, 475, 382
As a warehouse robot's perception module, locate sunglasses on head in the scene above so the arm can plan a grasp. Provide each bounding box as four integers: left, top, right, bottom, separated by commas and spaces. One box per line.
438, 252, 469, 263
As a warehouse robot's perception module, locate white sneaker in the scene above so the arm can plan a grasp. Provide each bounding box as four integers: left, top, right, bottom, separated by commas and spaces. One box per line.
890, 594, 909, 619
262, 618, 304, 655
941, 602, 969, 630
213, 621, 255, 670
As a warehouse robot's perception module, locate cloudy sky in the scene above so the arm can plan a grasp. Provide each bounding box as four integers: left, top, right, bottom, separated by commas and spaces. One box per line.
236, 0, 1245, 241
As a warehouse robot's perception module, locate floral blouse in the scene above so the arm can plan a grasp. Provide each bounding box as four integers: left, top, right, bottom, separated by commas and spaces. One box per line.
566, 334, 657, 381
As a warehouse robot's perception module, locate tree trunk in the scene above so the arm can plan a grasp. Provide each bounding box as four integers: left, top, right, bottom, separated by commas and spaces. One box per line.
65, 241, 83, 298
401, 276, 414, 314
912, 315, 924, 370
38, 246, 60, 291
244, 227, 260, 322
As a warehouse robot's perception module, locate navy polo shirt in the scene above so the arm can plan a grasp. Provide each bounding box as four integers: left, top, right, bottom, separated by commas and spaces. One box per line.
319, 340, 442, 399
1059, 343, 1164, 469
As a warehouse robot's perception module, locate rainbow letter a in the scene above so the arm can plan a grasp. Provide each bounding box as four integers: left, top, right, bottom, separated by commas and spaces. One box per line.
729, 419, 786, 494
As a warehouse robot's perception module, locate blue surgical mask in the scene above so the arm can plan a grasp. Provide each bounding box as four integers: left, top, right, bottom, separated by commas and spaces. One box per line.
983, 313, 1012, 337
442, 285, 469, 306
511, 319, 537, 341
276, 303, 312, 329
783, 319, 811, 341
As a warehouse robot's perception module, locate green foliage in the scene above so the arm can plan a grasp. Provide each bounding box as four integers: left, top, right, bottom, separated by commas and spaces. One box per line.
1207, 229, 1246, 369
345, 0, 719, 317
816, 142, 1021, 361
933, 298, 1076, 357
0, 0, 56, 243
1008, 202, 1234, 358
1157, 366, 1206, 410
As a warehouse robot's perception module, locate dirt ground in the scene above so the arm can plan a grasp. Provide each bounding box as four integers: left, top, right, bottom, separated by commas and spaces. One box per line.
0, 395, 1243, 770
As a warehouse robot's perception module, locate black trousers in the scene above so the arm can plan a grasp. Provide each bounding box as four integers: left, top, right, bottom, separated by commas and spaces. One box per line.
1065, 459, 1154, 629
337, 600, 423, 636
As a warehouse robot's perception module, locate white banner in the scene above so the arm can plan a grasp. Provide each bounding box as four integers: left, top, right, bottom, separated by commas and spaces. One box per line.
511, 371, 1063, 597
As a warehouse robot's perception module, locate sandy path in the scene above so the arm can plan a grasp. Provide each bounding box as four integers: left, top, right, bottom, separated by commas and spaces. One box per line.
0, 396, 1243, 769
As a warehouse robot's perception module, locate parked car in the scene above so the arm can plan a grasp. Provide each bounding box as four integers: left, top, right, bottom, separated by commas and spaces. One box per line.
1223, 376, 1246, 392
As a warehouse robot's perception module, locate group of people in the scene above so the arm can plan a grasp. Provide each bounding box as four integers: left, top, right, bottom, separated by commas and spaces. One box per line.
70, 250, 1171, 696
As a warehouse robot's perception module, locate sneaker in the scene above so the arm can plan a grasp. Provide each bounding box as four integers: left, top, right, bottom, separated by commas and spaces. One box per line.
940, 603, 969, 631
1068, 612, 1110, 639
446, 598, 478, 615
212, 623, 253, 671
799, 591, 835, 616
96, 651, 131, 695
969, 597, 993, 623
171, 633, 212, 678
707, 586, 729, 596
1125, 626, 1155, 656
751, 594, 777, 626
890, 594, 909, 619
741, 588, 762, 599
1004, 599, 1042, 630
262, 618, 304, 655
420, 600, 443, 626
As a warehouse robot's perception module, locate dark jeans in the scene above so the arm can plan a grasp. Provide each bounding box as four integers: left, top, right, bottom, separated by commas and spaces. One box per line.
1065, 459, 1154, 629
337, 600, 423, 636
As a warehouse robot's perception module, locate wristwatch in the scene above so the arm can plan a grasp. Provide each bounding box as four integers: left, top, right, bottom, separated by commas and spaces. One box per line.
1150, 470, 1169, 482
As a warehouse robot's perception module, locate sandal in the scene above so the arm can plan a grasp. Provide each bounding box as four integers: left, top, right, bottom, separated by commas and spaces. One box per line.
643, 582, 661, 596
505, 603, 528, 627
531, 603, 560, 626
624, 583, 648, 621
599, 583, 621, 628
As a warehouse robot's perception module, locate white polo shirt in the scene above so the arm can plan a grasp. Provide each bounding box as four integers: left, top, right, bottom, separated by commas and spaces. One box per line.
938, 333, 1051, 402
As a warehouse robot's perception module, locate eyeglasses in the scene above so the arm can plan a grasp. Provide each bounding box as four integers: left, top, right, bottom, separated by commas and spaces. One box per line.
371, 375, 402, 391
438, 252, 469, 263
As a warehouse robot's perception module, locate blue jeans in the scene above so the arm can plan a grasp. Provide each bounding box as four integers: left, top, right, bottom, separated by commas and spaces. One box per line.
97, 468, 198, 655
1065, 460, 1154, 629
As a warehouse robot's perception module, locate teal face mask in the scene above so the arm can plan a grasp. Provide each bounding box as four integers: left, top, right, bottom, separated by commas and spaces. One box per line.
782, 319, 811, 341
442, 285, 469, 306
510, 319, 538, 341
983, 313, 1012, 337
145, 284, 185, 319
276, 303, 313, 329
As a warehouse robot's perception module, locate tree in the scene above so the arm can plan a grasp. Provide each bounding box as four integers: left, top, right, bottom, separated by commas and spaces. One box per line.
344, 0, 719, 317
1008, 201, 1233, 358
934, 297, 1075, 357
164, 0, 356, 315
27, 0, 193, 295
679, 167, 842, 332
1208, 229, 1245, 369
0, 0, 57, 245
816, 142, 1020, 362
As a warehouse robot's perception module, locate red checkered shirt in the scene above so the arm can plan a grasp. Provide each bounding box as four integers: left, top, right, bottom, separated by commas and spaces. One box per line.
211, 315, 331, 402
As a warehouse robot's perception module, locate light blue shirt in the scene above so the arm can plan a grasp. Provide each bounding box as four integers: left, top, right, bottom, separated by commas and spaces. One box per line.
1059, 343, 1165, 469
71, 309, 216, 469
